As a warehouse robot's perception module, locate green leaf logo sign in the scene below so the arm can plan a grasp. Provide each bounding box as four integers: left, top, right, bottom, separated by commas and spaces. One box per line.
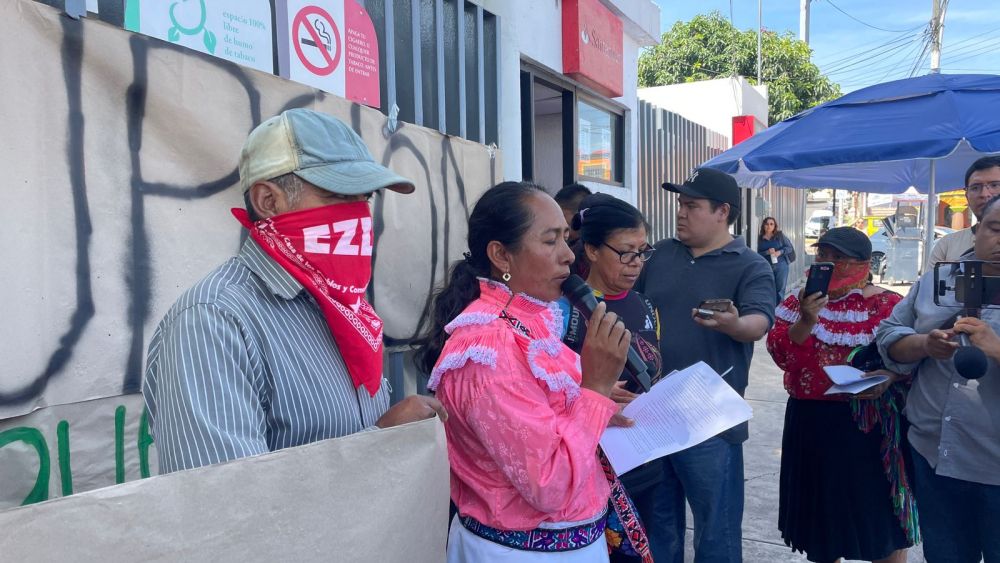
167, 0, 216, 54
204, 30, 217, 53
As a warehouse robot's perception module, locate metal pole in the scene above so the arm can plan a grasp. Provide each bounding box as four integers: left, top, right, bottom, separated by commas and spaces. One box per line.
930, 0, 945, 73
800, 0, 810, 44
923, 160, 937, 273
757, 0, 763, 83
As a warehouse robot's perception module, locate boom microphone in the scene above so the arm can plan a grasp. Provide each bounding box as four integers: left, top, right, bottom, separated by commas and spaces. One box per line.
561, 274, 652, 392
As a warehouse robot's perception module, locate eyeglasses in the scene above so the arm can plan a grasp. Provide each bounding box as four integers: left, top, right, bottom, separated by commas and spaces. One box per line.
602, 243, 655, 264
966, 181, 1000, 194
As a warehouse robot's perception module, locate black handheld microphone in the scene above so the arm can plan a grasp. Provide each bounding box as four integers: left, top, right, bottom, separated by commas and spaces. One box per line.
561, 274, 652, 392
954, 333, 989, 380
942, 315, 989, 380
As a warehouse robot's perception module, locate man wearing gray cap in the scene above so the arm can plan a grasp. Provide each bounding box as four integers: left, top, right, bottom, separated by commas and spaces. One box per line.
143, 108, 445, 474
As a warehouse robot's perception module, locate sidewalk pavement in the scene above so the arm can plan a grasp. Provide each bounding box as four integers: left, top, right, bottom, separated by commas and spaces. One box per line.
682, 338, 927, 562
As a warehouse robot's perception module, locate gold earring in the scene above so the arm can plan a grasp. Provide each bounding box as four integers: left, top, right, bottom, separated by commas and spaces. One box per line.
502, 271, 512, 282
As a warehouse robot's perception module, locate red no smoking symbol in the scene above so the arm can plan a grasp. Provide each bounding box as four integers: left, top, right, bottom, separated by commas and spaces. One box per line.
293, 5, 342, 76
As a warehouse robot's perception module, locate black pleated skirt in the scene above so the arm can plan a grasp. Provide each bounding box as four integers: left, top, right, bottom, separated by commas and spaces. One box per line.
779, 397, 913, 563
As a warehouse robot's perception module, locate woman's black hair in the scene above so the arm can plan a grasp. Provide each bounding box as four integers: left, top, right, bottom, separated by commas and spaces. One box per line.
572, 193, 648, 247
416, 181, 546, 374
758, 216, 782, 240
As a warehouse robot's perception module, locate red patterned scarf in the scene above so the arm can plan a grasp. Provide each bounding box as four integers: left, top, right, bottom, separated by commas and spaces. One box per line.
828, 260, 871, 300
233, 202, 384, 396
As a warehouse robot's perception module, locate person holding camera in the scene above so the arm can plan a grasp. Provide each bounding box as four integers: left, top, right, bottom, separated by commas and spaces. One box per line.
876, 195, 1000, 563
767, 227, 912, 563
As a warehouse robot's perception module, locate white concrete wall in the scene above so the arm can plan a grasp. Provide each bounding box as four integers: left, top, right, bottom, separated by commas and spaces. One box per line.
480, 0, 660, 206
638, 77, 769, 145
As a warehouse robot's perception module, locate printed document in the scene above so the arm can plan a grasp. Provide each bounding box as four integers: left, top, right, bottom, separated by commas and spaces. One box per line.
822, 365, 888, 395
599, 361, 753, 475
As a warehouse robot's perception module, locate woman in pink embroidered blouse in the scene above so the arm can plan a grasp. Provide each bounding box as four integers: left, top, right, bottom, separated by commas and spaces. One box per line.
766, 228, 914, 563
418, 182, 631, 561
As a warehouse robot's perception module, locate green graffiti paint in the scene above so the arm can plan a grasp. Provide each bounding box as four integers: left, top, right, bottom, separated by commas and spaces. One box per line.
115, 405, 126, 484
0, 427, 50, 505
57, 420, 73, 496
137, 406, 154, 479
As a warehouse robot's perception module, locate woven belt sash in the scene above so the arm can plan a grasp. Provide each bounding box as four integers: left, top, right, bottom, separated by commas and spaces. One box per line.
459, 513, 607, 552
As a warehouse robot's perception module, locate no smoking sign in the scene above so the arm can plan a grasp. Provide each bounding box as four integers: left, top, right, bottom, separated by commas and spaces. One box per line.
292, 6, 341, 76
283, 1, 380, 108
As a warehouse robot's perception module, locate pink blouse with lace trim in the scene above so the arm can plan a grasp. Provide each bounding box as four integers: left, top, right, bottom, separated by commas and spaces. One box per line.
428, 279, 617, 531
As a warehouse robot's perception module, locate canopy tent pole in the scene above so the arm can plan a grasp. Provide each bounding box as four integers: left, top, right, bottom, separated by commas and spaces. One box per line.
923, 160, 937, 273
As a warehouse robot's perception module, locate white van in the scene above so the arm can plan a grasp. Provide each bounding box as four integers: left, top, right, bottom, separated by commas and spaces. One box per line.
804, 210, 833, 238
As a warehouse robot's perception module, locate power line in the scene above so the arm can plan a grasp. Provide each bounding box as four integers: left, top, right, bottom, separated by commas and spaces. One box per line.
909, 40, 933, 77
814, 30, 923, 69
823, 33, 926, 76
831, 41, 925, 83
822, 0, 926, 33
945, 38, 1000, 66
944, 27, 1000, 50
833, 34, 931, 87
835, 50, 926, 87
942, 35, 1000, 60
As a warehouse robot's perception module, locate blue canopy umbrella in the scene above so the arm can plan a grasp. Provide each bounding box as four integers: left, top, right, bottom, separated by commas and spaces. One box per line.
702, 73, 1000, 264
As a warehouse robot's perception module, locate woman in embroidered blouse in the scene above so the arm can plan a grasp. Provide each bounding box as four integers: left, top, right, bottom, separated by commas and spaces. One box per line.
766, 227, 915, 563
418, 181, 632, 562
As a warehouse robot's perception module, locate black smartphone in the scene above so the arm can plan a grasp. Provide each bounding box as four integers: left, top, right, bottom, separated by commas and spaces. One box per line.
804, 262, 835, 297
695, 299, 733, 319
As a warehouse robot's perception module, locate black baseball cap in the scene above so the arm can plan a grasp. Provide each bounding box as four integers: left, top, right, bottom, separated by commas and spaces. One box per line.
662, 168, 741, 208
813, 227, 872, 260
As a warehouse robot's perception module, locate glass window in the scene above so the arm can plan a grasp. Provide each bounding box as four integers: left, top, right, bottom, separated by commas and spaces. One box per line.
577, 100, 621, 183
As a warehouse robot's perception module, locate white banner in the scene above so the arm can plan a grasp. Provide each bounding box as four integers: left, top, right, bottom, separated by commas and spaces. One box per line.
0, 419, 449, 562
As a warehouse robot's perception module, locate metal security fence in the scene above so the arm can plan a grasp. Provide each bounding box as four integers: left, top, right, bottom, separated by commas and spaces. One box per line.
636, 99, 728, 243
636, 98, 807, 287
41, 0, 499, 146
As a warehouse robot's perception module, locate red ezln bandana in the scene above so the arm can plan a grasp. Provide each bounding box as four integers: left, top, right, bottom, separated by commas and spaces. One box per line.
233, 202, 383, 397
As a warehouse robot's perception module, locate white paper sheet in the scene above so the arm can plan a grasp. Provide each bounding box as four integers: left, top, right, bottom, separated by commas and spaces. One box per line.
599, 362, 753, 475
822, 365, 888, 395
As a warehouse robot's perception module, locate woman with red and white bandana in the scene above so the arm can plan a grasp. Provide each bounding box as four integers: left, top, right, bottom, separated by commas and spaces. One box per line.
766, 227, 917, 563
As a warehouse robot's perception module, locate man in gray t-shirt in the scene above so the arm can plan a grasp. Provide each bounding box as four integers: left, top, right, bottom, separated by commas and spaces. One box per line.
636, 168, 775, 563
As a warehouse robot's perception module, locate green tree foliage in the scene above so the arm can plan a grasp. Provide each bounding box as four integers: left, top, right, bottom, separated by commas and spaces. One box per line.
638, 13, 841, 125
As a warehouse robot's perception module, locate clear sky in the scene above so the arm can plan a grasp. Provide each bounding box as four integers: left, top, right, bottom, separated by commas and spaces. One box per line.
652, 0, 1000, 93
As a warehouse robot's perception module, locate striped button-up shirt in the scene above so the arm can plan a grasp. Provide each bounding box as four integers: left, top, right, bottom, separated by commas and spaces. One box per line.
143, 239, 390, 474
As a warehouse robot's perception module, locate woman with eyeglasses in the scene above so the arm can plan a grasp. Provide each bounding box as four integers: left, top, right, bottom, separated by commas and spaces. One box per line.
559, 193, 666, 562
757, 216, 794, 303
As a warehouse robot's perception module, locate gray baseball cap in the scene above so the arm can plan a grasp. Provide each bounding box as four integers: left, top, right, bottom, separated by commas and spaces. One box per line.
239, 108, 415, 195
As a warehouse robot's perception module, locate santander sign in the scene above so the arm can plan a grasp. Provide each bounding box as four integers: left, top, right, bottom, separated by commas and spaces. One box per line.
562, 0, 623, 98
